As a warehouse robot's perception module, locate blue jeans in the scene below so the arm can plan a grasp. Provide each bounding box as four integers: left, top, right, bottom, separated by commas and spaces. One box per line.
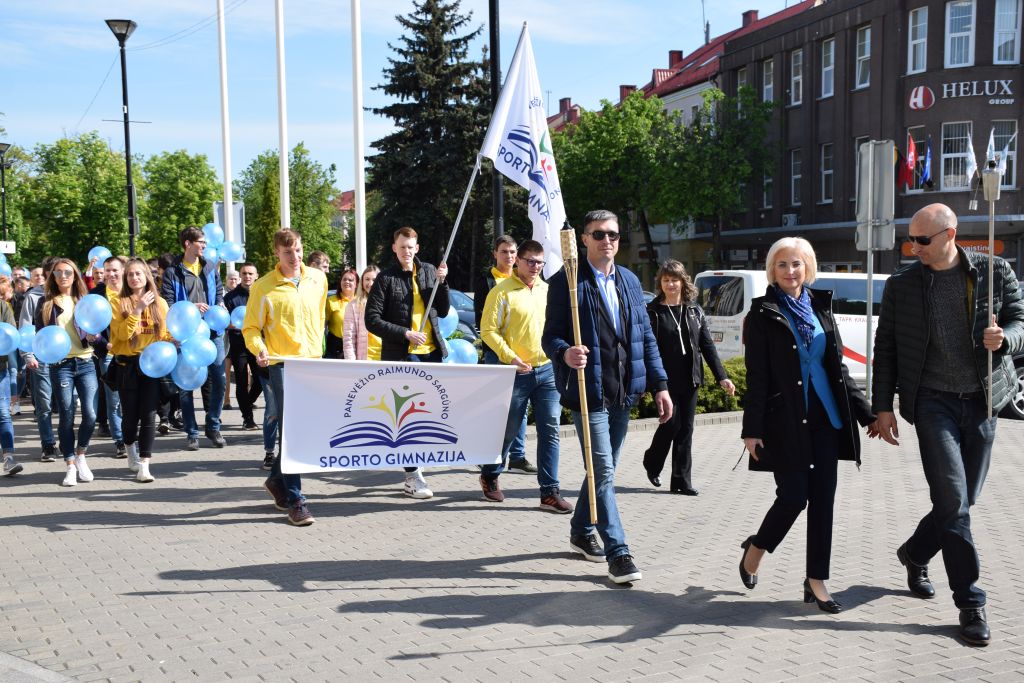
0, 371, 14, 451
265, 364, 303, 505
180, 334, 226, 439
29, 361, 55, 447
908, 388, 994, 608
259, 370, 279, 453
569, 405, 632, 562
99, 355, 123, 442
50, 357, 98, 460
484, 348, 527, 462
482, 363, 561, 495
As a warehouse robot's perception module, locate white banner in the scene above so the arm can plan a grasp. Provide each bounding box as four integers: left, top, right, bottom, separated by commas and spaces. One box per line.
280, 359, 516, 473
480, 24, 567, 279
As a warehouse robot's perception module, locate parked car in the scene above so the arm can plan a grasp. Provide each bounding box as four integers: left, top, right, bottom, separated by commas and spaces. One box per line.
448, 288, 478, 341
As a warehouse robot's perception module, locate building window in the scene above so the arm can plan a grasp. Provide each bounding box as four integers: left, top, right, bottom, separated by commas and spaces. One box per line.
995, 0, 1022, 64
737, 67, 748, 90
790, 49, 803, 105
908, 126, 928, 191
821, 39, 835, 97
908, 7, 928, 73
690, 105, 699, 124
945, 1, 975, 68
820, 144, 834, 203
941, 121, 973, 190
763, 59, 774, 102
763, 173, 773, 209
853, 136, 870, 201
790, 149, 802, 206
855, 26, 871, 88
994, 120, 1018, 188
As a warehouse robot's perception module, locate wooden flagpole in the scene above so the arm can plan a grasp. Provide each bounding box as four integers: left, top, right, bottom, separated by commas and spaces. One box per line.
560, 224, 597, 524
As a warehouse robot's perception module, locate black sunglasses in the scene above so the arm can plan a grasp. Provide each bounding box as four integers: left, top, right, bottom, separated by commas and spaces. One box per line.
905, 227, 948, 246
586, 230, 620, 242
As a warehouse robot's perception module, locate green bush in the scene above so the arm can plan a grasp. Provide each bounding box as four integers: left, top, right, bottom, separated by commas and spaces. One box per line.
696, 356, 746, 414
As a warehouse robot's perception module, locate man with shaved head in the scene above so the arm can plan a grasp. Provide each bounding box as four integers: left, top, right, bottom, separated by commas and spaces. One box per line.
872, 203, 1024, 646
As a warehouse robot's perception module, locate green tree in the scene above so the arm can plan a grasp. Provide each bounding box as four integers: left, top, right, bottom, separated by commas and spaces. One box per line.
140, 150, 222, 257
553, 91, 676, 280
20, 132, 140, 265
234, 143, 339, 273
367, 0, 492, 289
663, 87, 776, 266
0, 144, 34, 264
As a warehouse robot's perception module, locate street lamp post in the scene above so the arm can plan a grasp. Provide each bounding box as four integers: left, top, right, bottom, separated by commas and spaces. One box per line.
105, 19, 139, 257
0, 142, 10, 242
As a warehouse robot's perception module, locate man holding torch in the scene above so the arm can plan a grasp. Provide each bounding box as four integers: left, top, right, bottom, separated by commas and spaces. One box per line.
543, 210, 673, 585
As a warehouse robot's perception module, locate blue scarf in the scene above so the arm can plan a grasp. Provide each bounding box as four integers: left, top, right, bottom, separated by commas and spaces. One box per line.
773, 285, 816, 349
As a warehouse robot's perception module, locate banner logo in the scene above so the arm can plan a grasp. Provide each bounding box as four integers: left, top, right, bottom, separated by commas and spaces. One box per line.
908, 85, 935, 110
332, 375, 457, 449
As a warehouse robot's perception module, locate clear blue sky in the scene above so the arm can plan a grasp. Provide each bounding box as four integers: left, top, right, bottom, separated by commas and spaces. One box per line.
3, 0, 789, 191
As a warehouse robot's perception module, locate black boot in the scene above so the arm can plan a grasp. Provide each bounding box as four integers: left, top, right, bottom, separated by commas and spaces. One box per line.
897, 542, 935, 599
959, 607, 990, 646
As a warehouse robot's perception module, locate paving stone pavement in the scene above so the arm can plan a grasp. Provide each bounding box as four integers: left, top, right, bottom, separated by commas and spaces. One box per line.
2, 403, 1023, 682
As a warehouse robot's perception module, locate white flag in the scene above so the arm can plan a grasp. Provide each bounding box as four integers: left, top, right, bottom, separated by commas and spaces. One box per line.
986, 127, 997, 164
965, 130, 978, 185
998, 132, 1017, 176
480, 25, 566, 278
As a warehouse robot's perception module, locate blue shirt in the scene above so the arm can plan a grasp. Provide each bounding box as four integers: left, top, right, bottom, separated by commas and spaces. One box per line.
588, 262, 621, 335
778, 305, 842, 429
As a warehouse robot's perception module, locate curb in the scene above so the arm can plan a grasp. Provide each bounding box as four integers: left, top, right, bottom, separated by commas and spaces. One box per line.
0, 652, 72, 683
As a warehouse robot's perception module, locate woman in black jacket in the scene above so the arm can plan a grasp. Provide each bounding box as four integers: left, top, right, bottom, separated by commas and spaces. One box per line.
739, 238, 877, 613
643, 260, 734, 494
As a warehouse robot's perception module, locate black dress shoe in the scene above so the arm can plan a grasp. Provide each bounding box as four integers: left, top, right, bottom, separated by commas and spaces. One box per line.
671, 486, 698, 496
959, 607, 990, 646
897, 542, 935, 599
647, 473, 662, 487
739, 536, 757, 590
803, 578, 842, 614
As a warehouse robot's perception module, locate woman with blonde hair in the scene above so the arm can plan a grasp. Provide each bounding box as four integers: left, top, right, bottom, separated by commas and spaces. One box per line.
325, 268, 358, 359
738, 237, 877, 612
111, 258, 172, 482
343, 265, 382, 361
643, 259, 734, 494
33, 259, 97, 487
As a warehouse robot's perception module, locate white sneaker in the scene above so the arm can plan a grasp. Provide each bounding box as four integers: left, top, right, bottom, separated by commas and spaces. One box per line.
11, 403, 20, 415
74, 453, 94, 483
127, 444, 141, 473
3, 454, 23, 476
62, 465, 77, 487
136, 460, 154, 483
403, 470, 433, 499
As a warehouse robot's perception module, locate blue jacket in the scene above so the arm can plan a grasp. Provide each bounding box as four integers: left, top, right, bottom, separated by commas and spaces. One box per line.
542, 261, 667, 411
160, 255, 223, 310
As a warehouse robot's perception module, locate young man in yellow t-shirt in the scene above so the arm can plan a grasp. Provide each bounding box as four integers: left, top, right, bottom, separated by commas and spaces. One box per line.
364, 227, 450, 500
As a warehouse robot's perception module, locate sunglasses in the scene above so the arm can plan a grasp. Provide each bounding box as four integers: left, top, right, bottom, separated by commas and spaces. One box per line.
520, 257, 546, 268
586, 230, 620, 242
52, 269, 75, 278
905, 227, 948, 246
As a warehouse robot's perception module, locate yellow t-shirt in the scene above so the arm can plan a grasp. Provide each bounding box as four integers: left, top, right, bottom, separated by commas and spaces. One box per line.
491, 266, 513, 282
408, 267, 437, 355
184, 259, 202, 278
109, 297, 172, 356
56, 295, 93, 360
326, 295, 351, 338
367, 331, 382, 361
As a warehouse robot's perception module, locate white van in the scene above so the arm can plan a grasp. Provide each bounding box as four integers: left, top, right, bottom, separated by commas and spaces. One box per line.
692, 269, 890, 385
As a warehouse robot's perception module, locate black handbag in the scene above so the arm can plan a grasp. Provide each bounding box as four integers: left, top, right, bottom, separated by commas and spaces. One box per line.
101, 359, 120, 391
733, 443, 777, 472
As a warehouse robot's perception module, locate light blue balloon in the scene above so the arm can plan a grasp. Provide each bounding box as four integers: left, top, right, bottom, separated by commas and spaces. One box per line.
203, 305, 230, 333
438, 307, 459, 339
193, 319, 211, 340
0, 323, 18, 355
32, 326, 72, 364
18, 325, 35, 353
204, 245, 220, 264
139, 341, 178, 378
446, 338, 478, 365
172, 354, 208, 391
0, 263, 10, 278
73, 293, 113, 335
203, 223, 225, 247
181, 335, 217, 368
219, 241, 243, 262
88, 246, 112, 265
167, 301, 201, 342
230, 305, 246, 330
0, 254, 7, 264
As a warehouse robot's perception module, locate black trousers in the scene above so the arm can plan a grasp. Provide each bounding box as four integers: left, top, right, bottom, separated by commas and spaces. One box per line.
643, 386, 699, 489
118, 359, 160, 457
324, 333, 344, 359
752, 426, 839, 580
227, 335, 262, 423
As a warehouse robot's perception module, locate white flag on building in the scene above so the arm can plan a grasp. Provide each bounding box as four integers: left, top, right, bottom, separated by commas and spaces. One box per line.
965, 130, 978, 185
998, 132, 1017, 177
480, 24, 566, 278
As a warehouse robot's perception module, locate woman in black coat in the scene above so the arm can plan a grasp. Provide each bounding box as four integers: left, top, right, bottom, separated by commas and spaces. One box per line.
643, 260, 734, 494
739, 238, 877, 613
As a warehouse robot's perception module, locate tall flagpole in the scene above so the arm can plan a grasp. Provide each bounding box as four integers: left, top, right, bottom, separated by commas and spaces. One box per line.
981, 161, 1001, 418
274, 0, 291, 228
216, 0, 235, 259
351, 0, 367, 273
